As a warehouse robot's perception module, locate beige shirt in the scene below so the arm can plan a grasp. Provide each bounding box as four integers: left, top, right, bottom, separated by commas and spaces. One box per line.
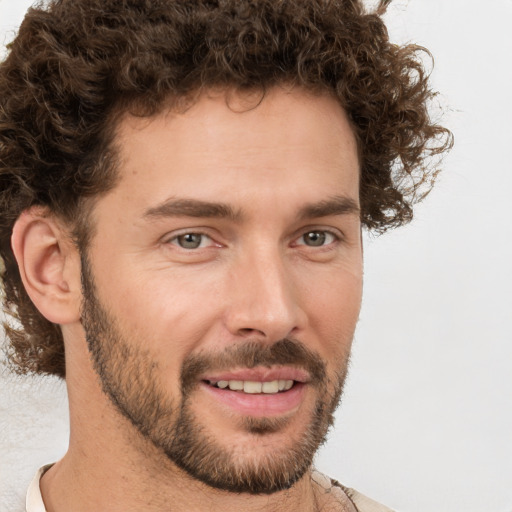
26, 466, 52, 512
26, 465, 395, 512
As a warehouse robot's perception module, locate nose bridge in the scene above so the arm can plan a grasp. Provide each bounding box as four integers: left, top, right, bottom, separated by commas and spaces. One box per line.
225, 242, 303, 341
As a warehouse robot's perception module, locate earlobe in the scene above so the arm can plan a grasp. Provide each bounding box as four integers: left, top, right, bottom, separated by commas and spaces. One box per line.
11, 207, 82, 325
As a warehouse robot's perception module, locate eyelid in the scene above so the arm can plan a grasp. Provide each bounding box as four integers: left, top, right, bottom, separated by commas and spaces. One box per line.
163, 228, 223, 249
170, 233, 212, 249
291, 227, 343, 247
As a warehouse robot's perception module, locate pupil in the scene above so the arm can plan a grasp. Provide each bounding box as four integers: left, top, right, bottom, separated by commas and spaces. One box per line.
179, 233, 202, 249
306, 231, 325, 246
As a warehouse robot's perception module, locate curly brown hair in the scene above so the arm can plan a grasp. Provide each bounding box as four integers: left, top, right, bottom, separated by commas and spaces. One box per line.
0, 0, 452, 378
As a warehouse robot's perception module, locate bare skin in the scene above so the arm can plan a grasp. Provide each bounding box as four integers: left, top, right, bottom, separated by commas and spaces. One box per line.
13, 87, 362, 511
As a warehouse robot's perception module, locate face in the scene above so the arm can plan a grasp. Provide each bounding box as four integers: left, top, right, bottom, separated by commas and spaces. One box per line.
80, 87, 363, 494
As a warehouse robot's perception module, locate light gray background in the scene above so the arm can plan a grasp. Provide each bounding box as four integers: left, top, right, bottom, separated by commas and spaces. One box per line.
1, 1, 511, 511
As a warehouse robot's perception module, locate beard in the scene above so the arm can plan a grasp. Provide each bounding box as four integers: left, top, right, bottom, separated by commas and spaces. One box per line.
80, 253, 350, 494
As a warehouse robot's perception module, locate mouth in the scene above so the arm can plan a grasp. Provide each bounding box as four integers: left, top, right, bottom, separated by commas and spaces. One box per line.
198, 368, 309, 417
204, 379, 295, 394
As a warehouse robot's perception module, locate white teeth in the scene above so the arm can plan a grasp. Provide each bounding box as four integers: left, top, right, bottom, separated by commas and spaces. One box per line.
262, 381, 279, 394
243, 381, 262, 393
228, 380, 244, 391
278, 380, 293, 391
283, 380, 293, 391
211, 379, 294, 393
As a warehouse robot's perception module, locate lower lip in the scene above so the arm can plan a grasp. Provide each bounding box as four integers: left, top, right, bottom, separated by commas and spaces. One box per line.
200, 382, 306, 417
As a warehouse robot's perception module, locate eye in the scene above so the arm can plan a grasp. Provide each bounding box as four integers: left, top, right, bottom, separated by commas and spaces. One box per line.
297, 230, 337, 247
170, 233, 213, 250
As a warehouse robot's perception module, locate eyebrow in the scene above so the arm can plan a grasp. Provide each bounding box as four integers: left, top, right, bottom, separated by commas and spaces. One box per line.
144, 198, 243, 222
143, 195, 359, 222
297, 195, 360, 220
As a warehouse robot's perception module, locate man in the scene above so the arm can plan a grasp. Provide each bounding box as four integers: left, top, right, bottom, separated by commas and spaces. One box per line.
0, 0, 452, 510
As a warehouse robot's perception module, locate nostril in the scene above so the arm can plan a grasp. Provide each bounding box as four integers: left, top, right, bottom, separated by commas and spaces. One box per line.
237, 327, 265, 337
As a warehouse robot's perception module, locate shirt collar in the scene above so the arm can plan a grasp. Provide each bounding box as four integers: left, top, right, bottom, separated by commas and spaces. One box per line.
26, 464, 53, 512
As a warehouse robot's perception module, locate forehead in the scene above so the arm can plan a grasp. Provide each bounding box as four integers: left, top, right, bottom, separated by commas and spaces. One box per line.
106, 87, 360, 216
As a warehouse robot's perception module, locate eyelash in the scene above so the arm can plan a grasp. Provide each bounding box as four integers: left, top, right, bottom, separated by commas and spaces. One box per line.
167, 231, 217, 250
165, 228, 341, 251
294, 230, 340, 248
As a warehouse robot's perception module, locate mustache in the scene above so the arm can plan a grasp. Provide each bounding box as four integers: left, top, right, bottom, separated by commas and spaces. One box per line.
180, 338, 326, 393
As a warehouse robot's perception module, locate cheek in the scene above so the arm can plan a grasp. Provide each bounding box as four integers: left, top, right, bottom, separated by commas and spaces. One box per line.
304, 269, 362, 355
96, 267, 225, 363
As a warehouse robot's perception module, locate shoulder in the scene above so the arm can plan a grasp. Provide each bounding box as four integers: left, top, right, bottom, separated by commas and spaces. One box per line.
338, 485, 396, 512
312, 471, 396, 512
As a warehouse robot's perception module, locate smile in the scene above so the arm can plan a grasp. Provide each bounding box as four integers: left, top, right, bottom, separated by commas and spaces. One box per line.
199, 368, 308, 417
205, 379, 295, 394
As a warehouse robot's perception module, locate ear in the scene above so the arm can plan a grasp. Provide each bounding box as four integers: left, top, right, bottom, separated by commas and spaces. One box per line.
11, 207, 82, 324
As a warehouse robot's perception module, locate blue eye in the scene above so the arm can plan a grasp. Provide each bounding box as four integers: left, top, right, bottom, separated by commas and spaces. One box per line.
299, 231, 336, 247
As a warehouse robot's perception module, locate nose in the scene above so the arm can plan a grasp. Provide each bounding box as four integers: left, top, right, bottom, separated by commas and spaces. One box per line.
223, 248, 307, 342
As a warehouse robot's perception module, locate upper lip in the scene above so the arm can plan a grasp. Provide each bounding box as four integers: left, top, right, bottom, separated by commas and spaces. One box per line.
201, 366, 310, 383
